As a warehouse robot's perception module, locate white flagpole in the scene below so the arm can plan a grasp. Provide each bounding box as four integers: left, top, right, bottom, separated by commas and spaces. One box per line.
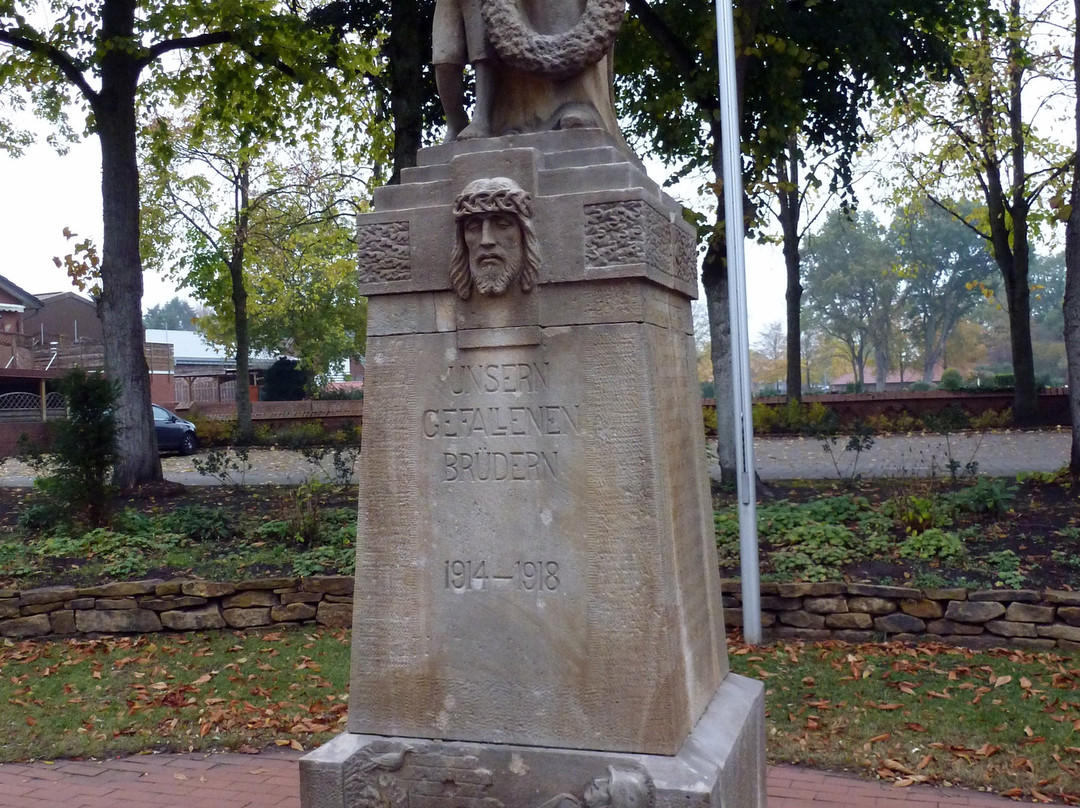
714, 0, 762, 644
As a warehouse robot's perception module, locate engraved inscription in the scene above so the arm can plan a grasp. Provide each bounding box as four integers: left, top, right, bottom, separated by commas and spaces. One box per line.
423, 405, 580, 438
444, 560, 561, 591
424, 358, 575, 483
443, 449, 559, 481
357, 221, 411, 284
449, 362, 550, 394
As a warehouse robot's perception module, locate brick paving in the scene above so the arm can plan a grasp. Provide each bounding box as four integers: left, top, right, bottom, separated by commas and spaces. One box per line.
0, 751, 1025, 808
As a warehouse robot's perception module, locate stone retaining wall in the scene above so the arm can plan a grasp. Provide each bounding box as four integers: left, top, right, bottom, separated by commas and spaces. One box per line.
722, 580, 1080, 651
5, 575, 1079, 652
0, 576, 355, 639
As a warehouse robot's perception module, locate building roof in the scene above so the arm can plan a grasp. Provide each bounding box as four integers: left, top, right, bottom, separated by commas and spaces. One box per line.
144, 328, 278, 369
34, 291, 97, 306
0, 275, 44, 311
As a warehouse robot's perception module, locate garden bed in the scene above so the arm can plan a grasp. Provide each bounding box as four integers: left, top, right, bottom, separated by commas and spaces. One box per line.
715, 473, 1080, 592
0, 483, 358, 589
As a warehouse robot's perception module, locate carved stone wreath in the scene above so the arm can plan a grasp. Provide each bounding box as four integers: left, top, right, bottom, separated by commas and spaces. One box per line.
480, 0, 626, 81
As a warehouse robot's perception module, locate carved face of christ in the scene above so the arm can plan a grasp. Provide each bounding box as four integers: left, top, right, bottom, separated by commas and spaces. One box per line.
462, 211, 524, 296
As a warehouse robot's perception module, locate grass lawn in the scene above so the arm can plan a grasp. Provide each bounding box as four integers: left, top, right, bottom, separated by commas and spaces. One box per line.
1, 627, 1077, 803
730, 637, 1080, 803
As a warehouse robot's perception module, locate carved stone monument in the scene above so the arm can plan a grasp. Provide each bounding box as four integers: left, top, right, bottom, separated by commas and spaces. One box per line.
300, 3, 766, 806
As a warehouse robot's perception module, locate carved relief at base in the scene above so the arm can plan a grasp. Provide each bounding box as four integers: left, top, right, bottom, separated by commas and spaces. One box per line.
342, 741, 653, 808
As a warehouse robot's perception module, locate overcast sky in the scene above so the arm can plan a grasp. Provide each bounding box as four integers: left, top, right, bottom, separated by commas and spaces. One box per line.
0, 122, 788, 336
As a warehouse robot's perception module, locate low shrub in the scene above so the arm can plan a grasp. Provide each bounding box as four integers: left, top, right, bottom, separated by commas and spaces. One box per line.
159, 505, 236, 542
264, 422, 327, 449
938, 369, 965, 391
969, 408, 1012, 430
898, 528, 966, 562
185, 410, 234, 447
943, 476, 1016, 516
703, 405, 718, 436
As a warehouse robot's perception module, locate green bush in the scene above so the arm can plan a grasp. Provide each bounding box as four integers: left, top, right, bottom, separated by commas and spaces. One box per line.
939, 369, 964, 391
898, 528, 966, 562
27, 369, 119, 527
924, 404, 970, 434
703, 406, 718, 436
160, 506, 236, 542
969, 408, 1012, 430
185, 410, 234, 447
944, 477, 1016, 516
271, 422, 327, 449
17, 498, 67, 534
751, 400, 836, 435
884, 494, 953, 533
752, 402, 780, 434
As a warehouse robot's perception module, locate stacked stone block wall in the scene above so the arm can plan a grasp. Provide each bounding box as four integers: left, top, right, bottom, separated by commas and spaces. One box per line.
0, 576, 355, 640
5, 575, 1078, 652
722, 580, 1080, 651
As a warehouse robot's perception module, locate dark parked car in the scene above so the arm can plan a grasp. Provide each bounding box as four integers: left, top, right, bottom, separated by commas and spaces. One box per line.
153, 404, 197, 455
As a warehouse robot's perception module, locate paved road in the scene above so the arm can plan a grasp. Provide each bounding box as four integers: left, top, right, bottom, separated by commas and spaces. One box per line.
0, 430, 1071, 487
752, 429, 1072, 480
0, 750, 1022, 808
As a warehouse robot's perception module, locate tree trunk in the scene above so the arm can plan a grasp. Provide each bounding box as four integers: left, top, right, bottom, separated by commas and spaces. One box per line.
387, 0, 434, 183
1001, 244, 1039, 425
874, 345, 888, 392
232, 163, 253, 444
703, 114, 735, 481
96, 0, 162, 490
1064, 0, 1080, 473
1002, 0, 1038, 426
703, 236, 735, 480
777, 141, 802, 402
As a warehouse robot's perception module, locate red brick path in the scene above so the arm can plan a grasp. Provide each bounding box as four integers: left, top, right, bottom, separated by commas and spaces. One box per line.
0, 751, 1025, 808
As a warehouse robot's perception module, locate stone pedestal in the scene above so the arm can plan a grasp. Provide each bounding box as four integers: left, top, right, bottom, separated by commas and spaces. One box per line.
301, 673, 765, 808
301, 130, 765, 807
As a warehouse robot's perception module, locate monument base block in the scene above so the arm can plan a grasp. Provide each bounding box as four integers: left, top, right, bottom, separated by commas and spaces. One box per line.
300, 674, 766, 808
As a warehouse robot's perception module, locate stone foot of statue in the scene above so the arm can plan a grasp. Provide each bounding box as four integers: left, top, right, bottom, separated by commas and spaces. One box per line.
550, 102, 601, 132
457, 120, 492, 139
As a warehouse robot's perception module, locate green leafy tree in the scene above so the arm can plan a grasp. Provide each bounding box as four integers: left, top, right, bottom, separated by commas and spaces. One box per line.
1030, 251, 1066, 338
176, 149, 368, 391
0, 1, 376, 489
143, 297, 197, 330
890, 200, 997, 384
616, 0, 979, 475
310, 0, 440, 181
142, 104, 369, 441
885, 0, 1073, 424
802, 209, 897, 391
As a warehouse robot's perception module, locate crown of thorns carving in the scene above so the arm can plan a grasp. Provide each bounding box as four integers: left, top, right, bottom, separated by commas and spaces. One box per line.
452, 181, 533, 220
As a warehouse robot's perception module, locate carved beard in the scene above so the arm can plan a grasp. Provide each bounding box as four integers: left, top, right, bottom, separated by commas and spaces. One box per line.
471, 252, 523, 296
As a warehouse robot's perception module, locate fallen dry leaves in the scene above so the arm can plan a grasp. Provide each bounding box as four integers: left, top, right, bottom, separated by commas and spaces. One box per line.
729, 637, 1080, 804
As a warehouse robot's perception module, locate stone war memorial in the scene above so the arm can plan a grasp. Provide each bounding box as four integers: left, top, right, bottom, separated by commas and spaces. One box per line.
300, 1, 767, 806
